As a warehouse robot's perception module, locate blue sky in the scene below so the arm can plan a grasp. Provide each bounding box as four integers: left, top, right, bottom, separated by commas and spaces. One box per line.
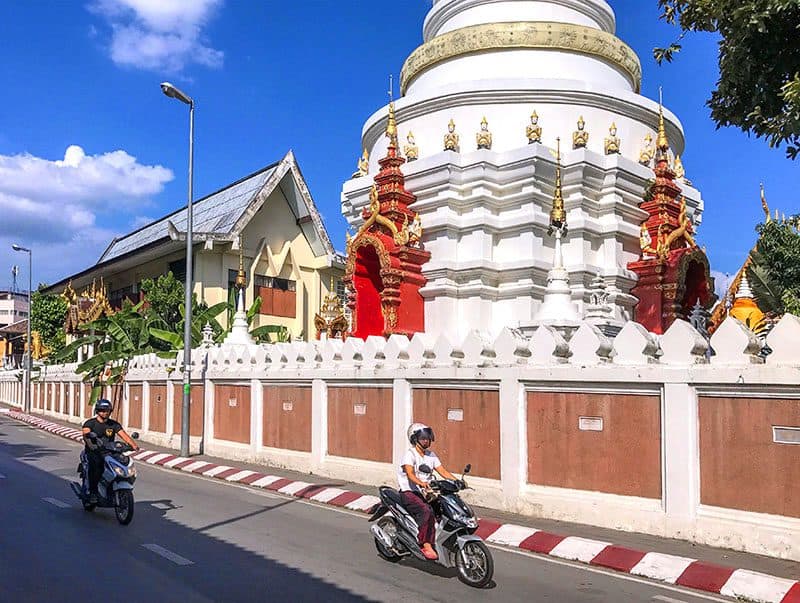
0, 0, 796, 294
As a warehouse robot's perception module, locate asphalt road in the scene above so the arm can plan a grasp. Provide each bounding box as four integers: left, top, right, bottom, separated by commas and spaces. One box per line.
0, 414, 734, 603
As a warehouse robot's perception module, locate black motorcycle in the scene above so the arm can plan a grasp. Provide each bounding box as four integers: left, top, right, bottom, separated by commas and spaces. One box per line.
70, 432, 139, 525
368, 463, 494, 588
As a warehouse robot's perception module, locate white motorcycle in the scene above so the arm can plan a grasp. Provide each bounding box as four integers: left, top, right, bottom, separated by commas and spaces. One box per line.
368, 463, 494, 588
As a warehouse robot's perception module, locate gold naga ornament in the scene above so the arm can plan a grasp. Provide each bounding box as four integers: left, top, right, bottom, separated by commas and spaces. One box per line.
355, 185, 417, 246
476, 116, 492, 150
639, 196, 698, 260
604, 122, 621, 155
352, 148, 369, 178
443, 118, 459, 152
61, 279, 115, 334
404, 131, 419, 161
526, 110, 542, 144
572, 116, 589, 149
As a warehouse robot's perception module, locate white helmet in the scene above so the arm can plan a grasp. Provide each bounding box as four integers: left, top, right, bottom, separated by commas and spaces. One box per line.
407, 423, 435, 445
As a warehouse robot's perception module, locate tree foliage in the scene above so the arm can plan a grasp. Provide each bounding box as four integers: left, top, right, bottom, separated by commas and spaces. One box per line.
747, 217, 800, 316
30, 289, 68, 355
655, 0, 800, 159
140, 271, 185, 327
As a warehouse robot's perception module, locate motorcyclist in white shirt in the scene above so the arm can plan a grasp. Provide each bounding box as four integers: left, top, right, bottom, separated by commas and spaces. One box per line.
397, 423, 459, 560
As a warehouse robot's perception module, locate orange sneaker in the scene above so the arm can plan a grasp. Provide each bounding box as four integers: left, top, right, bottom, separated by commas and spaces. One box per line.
421, 543, 438, 560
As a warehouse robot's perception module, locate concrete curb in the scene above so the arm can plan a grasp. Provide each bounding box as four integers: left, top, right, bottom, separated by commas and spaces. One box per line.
8, 409, 799, 603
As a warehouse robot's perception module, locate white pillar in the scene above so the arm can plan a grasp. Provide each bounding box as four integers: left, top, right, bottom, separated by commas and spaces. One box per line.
663, 383, 700, 527
499, 377, 525, 506
251, 378, 263, 456
393, 379, 413, 467
165, 377, 175, 438
311, 379, 328, 471
142, 381, 151, 434
204, 380, 215, 446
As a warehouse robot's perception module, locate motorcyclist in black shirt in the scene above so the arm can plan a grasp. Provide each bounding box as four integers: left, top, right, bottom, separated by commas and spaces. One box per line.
81, 399, 139, 503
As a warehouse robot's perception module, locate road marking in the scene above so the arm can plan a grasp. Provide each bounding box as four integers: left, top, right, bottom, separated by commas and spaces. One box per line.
142, 544, 194, 566
653, 596, 689, 603
43, 497, 70, 508
0, 473, 6, 479
150, 502, 173, 510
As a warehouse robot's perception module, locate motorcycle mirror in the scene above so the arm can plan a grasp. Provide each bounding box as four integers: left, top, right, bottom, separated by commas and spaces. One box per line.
131, 432, 140, 440
464, 464, 471, 474
418, 464, 432, 474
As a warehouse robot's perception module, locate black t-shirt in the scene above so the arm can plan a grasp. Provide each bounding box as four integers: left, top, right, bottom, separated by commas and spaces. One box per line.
82, 417, 122, 449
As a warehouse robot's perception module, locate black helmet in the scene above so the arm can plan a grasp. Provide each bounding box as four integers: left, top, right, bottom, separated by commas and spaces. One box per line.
94, 399, 113, 414
408, 423, 435, 445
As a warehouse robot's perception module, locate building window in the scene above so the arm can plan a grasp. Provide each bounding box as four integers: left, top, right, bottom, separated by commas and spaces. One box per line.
254, 274, 296, 318
169, 259, 187, 282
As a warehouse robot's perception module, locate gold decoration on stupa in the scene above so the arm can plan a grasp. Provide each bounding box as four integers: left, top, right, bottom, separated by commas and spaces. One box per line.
604, 122, 620, 155
386, 101, 398, 149
572, 116, 589, 149
639, 133, 655, 166
656, 88, 670, 160
549, 138, 566, 231
352, 148, 369, 178
235, 235, 246, 289
404, 131, 419, 161
443, 119, 459, 152
476, 116, 492, 150
526, 110, 542, 144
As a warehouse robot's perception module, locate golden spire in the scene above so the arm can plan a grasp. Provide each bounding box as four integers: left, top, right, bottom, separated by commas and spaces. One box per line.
235, 235, 246, 289
760, 183, 771, 222
656, 87, 670, 155
386, 101, 398, 148
550, 137, 566, 229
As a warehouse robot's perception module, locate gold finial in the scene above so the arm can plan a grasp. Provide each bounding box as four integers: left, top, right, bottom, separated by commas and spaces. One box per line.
656, 87, 670, 154
386, 101, 398, 148
550, 138, 566, 229
760, 183, 771, 222
235, 235, 246, 289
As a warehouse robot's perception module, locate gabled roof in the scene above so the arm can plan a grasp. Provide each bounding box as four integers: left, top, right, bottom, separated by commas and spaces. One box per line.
47, 151, 338, 292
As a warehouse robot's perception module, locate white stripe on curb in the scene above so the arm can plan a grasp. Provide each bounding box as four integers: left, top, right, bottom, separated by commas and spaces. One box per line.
145, 453, 173, 465
202, 465, 233, 477
630, 552, 696, 584
250, 475, 282, 488
345, 495, 381, 511
486, 524, 539, 547
309, 487, 348, 503
163, 457, 189, 468
720, 569, 798, 603
180, 461, 211, 473
225, 470, 256, 482
134, 451, 161, 461
278, 481, 313, 496
550, 536, 611, 563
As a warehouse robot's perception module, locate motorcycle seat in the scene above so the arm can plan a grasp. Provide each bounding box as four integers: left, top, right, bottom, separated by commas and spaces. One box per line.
379, 486, 404, 507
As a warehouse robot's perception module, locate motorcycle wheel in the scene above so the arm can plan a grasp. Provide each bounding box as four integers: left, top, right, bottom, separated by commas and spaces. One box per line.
115, 490, 134, 525
373, 517, 402, 563
456, 540, 494, 588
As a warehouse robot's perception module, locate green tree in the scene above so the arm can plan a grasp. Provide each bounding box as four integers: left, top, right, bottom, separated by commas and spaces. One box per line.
655, 0, 800, 159
30, 289, 68, 355
140, 271, 184, 327
747, 217, 800, 316
51, 301, 160, 405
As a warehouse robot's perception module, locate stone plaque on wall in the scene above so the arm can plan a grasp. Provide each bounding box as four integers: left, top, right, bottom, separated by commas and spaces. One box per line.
579, 416, 604, 432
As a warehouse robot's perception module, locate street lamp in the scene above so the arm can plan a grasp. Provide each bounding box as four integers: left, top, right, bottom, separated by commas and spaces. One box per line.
161, 81, 194, 458
11, 244, 31, 414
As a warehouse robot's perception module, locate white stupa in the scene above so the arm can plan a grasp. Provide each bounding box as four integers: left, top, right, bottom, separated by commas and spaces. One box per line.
341, 0, 704, 338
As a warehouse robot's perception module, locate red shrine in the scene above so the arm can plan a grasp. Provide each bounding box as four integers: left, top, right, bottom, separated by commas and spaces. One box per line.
343, 103, 431, 339
627, 106, 715, 334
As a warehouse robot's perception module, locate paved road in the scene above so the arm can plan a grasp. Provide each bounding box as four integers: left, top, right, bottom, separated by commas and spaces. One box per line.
0, 415, 733, 602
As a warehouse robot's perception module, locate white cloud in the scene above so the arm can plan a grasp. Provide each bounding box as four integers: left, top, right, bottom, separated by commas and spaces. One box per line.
0, 145, 172, 284
88, 0, 224, 72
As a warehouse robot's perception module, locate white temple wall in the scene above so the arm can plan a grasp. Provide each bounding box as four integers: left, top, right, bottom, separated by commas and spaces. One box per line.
8, 315, 800, 561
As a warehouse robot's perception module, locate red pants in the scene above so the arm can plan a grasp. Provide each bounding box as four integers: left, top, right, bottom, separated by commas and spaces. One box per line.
400, 490, 435, 545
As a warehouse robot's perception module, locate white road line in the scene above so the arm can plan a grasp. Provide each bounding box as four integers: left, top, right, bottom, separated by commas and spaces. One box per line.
0, 473, 6, 479
43, 497, 70, 508
150, 502, 173, 510
653, 596, 689, 603
141, 544, 194, 566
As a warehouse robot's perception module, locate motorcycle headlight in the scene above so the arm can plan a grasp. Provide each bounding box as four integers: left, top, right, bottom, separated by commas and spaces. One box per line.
128, 466, 136, 477
113, 466, 126, 476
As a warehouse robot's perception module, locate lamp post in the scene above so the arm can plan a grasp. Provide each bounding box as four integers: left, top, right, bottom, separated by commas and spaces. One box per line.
161, 82, 194, 457
11, 244, 31, 414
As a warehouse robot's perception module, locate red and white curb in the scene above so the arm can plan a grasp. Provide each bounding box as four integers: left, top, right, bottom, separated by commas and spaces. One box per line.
6, 409, 799, 603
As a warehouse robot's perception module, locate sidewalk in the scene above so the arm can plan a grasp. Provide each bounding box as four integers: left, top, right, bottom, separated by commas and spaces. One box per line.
4, 405, 799, 603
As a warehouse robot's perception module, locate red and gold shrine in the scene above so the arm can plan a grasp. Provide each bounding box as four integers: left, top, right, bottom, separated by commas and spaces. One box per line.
343, 102, 431, 339
627, 104, 715, 334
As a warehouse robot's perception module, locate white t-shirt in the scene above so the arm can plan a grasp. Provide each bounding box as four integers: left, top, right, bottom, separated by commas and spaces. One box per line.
398, 447, 442, 492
